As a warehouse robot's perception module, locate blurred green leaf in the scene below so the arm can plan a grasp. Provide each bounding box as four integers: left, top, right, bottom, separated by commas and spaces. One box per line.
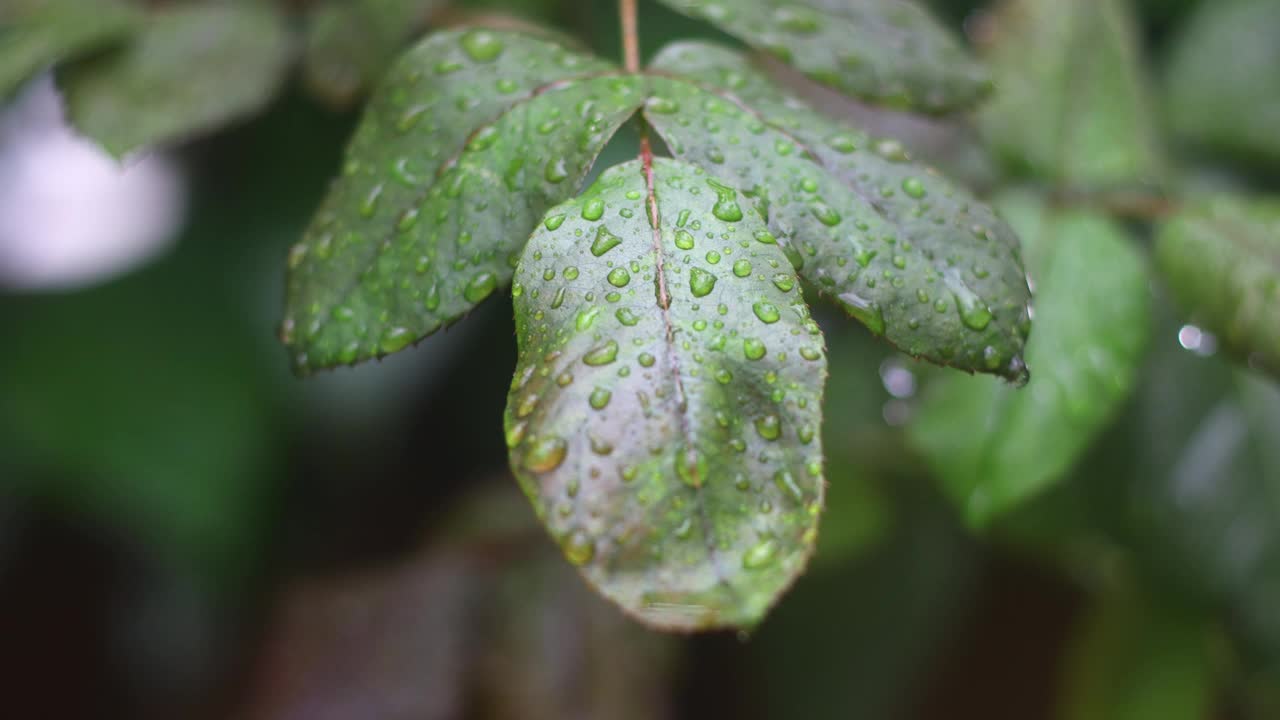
282, 30, 637, 373
0, 267, 282, 585
302, 0, 445, 109
647, 42, 1033, 383
1155, 195, 1280, 378
60, 3, 290, 158
1060, 583, 1213, 720
654, 0, 991, 113
506, 159, 828, 631
1164, 0, 1280, 169
911, 192, 1151, 527
978, 0, 1165, 189
0, 0, 140, 99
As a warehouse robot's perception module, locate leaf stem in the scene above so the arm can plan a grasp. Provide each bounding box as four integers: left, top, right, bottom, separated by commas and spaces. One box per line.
620, 0, 641, 73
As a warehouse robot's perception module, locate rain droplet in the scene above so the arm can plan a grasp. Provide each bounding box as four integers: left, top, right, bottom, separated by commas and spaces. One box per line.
607, 268, 631, 287
733, 259, 752, 277
563, 528, 595, 565
755, 414, 781, 441
689, 268, 718, 297
589, 387, 612, 410
753, 301, 781, 324
591, 227, 622, 256
743, 338, 767, 360
582, 197, 606, 221
742, 538, 779, 570
583, 340, 619, 366
460, 30, 505, 62
464, 271, 498, 303
524, 436, 567, 473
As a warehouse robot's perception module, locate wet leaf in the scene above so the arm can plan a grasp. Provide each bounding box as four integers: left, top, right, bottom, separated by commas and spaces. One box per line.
505, 158, 828, 630
283, 30, 641, 374
654, 0, 990, 113
1164, 0, 1280, 169
59, 3, 290, 158
977, 0, 1165, 189
1155, 196, 1280, 378
647, 42, 1032, 382
0, 0, 140, 99
910, 193, 1151, 527
302, 0, 446, 109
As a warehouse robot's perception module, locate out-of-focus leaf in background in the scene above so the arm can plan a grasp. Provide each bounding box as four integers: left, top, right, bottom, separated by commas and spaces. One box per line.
1155, 195, 1280, 379
1059, 582, 1213, 720
910, 191, 1151, 527
302, 0, 446, 109
247, 483, 678, 720
1164, 0, 1280, 171
656, 0, 992, 113
0, 0, 140, 100
977, 0, 1166, 190
60, 3, 291, 158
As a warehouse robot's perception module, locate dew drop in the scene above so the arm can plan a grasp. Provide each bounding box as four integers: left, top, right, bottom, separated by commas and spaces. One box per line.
524, 436, 567, 473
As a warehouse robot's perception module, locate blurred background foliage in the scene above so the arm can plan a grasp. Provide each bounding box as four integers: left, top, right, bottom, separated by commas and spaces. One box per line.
1, 0, 1278, 718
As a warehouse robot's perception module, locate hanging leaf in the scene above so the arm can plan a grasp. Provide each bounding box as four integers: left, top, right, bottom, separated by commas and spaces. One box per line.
1164, 0, 1280, 169
1156, 196, 1280, 378
654, 0, 990, 113
910, 192, 1151, 527
0, 0, 140, 99
302, 0, 447, 109
282, 30, 642, 374
976, 0, 1165, 189
505, 158, 827, 630
59, 3, 290, 158
647, 42, 1032, 382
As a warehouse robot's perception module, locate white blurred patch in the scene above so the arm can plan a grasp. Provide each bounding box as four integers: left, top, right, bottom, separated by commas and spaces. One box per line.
0, 75, 186, 291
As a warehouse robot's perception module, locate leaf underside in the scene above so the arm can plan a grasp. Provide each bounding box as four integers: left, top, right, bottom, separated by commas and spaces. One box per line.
910, 193, 1150, 527
0, 0, 140, 100
505, 158, 827, 630
646, 42, 1032, 383
282, 30, 641, 373
59, 4, 290, 159
1156, 197, 1280, 379
654, 0, 990, 113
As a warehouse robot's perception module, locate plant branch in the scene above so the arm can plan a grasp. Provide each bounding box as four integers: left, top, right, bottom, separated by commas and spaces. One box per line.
620, 0, 641, 73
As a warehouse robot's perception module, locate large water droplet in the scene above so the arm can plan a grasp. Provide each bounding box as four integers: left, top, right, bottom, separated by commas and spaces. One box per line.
607, 268, 631, 287
742, 538, 779, 570
591, 226, 622, 256
839, 291, 886, 335
752, 301, 781, 324
583, 340, 619, 366
460, 30, 505, 62
563, 528, 595, 565
524, 436, 567, 473
464, 271, 498, 303
755, 414, 781, 441
689, 267, 718, 297
743, 338, 767, 360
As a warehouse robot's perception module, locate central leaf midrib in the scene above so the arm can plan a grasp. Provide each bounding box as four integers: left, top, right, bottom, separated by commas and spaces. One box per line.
640, 154, 737, 602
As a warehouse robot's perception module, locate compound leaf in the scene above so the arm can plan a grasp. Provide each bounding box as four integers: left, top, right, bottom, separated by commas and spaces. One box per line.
654, 0, 989, 113
302, 0, 447, 108
910, 192, 1151, 527
977, 0, 1165, 189
1164, 0, 1280, 169
283, 30, 642, 373
0, 0, 140, 99
648, 42, 1032, 382
60, 3, 290, 158
505, 158, 827, 630
1156, 196, 1280, 378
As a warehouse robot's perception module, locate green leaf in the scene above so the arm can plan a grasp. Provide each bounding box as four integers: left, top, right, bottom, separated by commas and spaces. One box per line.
910, 192, 1151, 526
1164, 0, 1280, 168
505, 158, 828, 631
302, 0, 446, 108
654, 0, 990, 113
977, 0, 1165, 189
282, 30, 641, 374
1060, 585, 1213, 720
1155, 196, 1280, 378
647, 42, 1032, 382
0, 0, 140, 99
59, 3, 290, 158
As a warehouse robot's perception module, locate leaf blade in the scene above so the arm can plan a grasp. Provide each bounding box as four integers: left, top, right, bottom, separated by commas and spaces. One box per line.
647, 42, 1032, 381
282, 31, 642, 373
909, 194, 1151, 526
506, 158, 827, 631
977, 0, 1165, 189
59, 3, 290, 158
0, 0, 141, 99
1155, 196, 1280, 378
654, 0, 990, 113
